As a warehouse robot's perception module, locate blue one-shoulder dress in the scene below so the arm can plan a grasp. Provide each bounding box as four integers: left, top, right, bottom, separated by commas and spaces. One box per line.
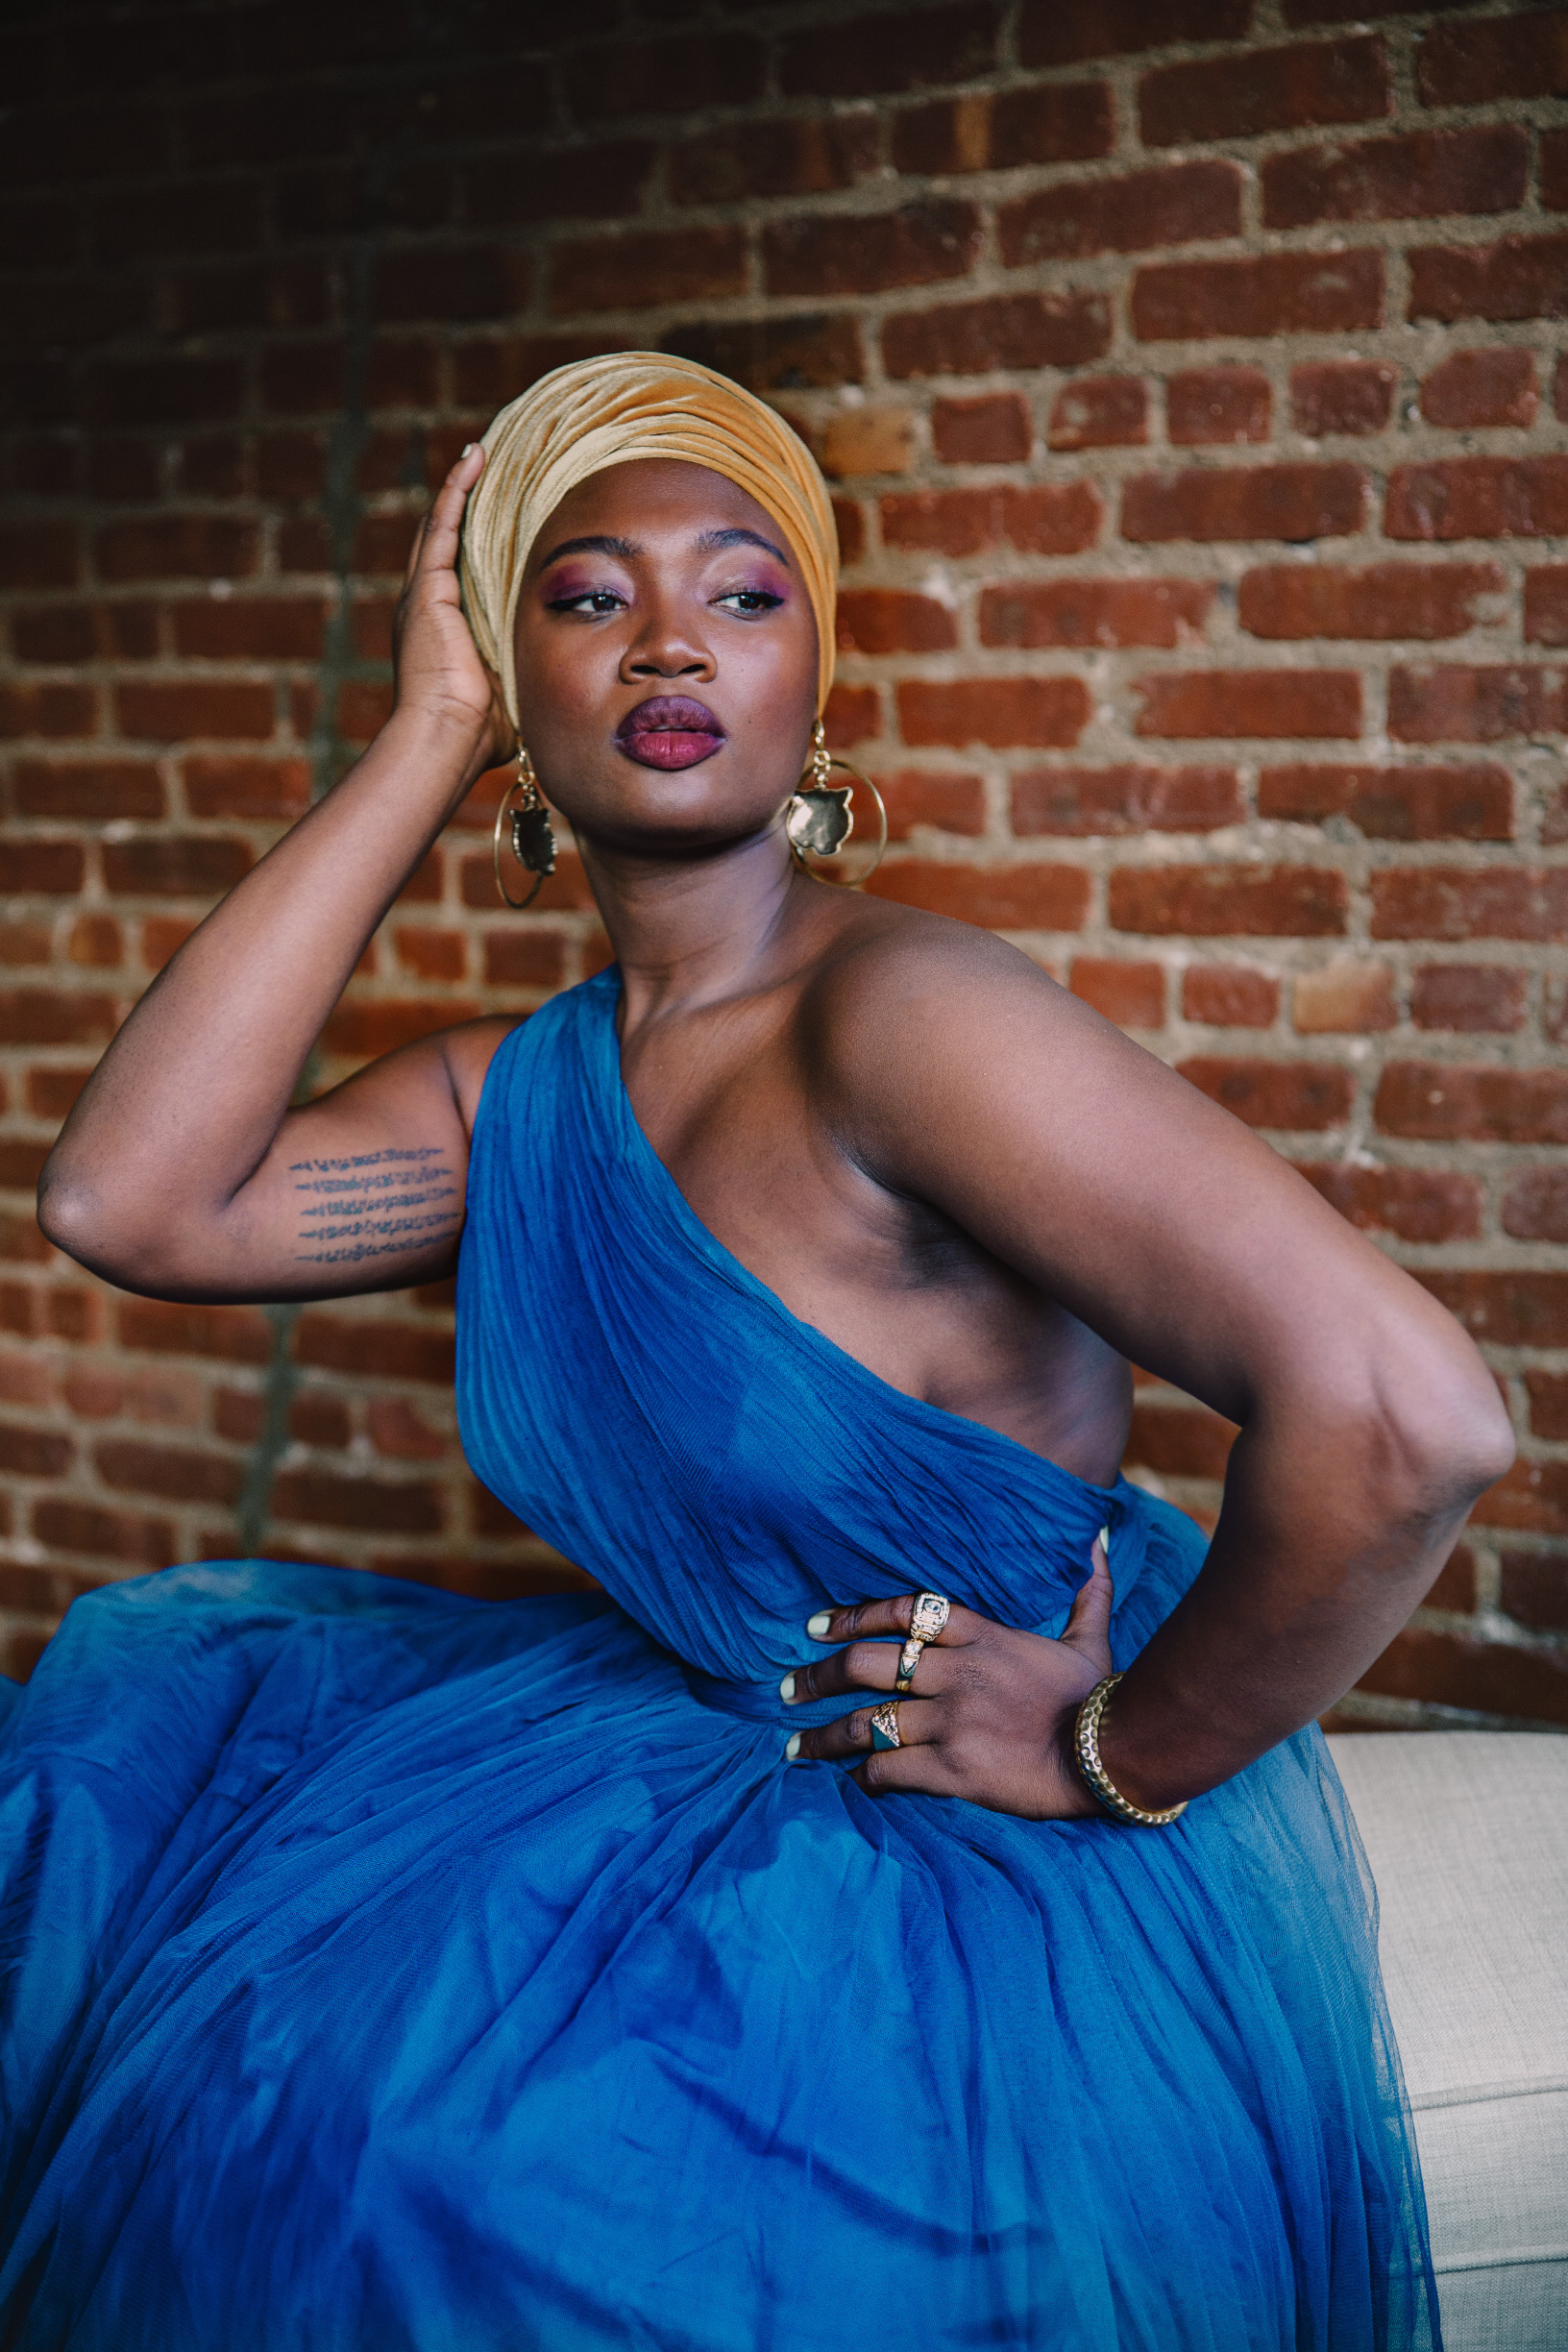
0, 969, 1438, 2349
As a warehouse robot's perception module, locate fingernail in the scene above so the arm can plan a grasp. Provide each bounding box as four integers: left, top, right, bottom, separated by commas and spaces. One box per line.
784, 1734, 801, 1761
460, 441, 476, 455
779, 1673, 796, 1702
806, 1611, 833, 1639
1097, 1525, 1111, 1560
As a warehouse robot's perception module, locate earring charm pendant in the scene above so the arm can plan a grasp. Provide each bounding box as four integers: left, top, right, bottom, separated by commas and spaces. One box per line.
785, 721, 887, 883
493, 741, 556, 910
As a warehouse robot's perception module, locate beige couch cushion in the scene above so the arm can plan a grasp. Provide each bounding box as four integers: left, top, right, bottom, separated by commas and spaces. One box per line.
1329, 1731, 1568, 2352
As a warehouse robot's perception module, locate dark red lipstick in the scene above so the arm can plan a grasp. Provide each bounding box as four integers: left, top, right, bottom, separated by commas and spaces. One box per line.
615, 696, 726, 772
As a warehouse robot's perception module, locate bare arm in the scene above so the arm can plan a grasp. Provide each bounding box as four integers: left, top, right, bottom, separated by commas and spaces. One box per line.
792, 927, 1514, 1812
39, 445, 511, 1303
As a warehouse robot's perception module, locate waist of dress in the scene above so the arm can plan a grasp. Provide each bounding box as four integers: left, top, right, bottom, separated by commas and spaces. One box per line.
681, 1661, 869, 1729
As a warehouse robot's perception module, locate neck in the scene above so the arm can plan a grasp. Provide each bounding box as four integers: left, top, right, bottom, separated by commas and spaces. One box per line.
578, 823, 812, 1034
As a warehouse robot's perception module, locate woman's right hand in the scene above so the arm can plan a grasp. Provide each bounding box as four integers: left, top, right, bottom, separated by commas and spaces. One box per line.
392, 442, 513, 771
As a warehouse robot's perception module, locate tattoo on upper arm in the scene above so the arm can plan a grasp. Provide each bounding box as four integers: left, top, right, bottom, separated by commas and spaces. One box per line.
290, 1146, 461, 1268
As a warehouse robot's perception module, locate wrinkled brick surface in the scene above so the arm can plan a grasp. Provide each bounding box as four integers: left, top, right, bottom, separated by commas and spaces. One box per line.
2, 1, 1564, 1722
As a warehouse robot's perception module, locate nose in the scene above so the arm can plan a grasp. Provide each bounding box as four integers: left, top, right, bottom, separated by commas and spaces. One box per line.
620, 600, 714, 685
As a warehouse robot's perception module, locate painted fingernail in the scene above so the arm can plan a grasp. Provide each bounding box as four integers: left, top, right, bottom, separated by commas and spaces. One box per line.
784, 1734, 801, 1761
1097, 1525, 1111, 1559
460, 441, 476, 455
779, 1673, 796, 1702
806, 1611, 833, 1639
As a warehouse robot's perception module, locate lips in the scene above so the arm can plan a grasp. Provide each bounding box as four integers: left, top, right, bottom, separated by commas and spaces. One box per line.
616, 696, 726, 772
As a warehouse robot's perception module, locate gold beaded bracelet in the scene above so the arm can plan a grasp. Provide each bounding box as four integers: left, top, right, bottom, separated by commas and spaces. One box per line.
1073, 1674, 1188, 1828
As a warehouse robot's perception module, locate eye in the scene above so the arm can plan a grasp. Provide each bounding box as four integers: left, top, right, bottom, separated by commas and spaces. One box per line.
545, 589, 626, 617
715, 588, 784, 616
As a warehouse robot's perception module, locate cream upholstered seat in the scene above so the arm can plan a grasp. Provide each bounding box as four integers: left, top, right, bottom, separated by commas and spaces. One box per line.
1330, 1732, 1568, 2352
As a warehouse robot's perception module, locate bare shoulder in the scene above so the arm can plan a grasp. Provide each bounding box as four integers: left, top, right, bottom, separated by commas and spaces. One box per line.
433, 1014, 527, 1133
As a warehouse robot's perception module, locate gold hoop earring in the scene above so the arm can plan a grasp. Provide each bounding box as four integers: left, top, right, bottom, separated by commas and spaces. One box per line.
784, 720, 888, 888
493, 740, 557, 910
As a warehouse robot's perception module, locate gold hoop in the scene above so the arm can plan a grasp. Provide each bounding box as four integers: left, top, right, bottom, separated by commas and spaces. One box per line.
785, 721, 888, 889
493, 742, 556, 911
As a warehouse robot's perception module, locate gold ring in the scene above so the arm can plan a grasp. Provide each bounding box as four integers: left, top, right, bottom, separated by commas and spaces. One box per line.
894, 1635, 924, 1694
909, 1592, 950, 1645
869, 1701, 901, 1752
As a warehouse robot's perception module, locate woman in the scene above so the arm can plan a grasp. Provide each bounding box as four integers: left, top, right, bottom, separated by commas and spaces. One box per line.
7, 354, 1509, 2348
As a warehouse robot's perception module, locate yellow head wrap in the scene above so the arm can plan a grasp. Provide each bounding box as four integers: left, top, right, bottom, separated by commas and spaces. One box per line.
458, 351, 839, 731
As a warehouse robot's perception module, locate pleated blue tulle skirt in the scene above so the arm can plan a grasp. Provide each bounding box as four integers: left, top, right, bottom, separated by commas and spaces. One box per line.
0, 973, 1440, 2347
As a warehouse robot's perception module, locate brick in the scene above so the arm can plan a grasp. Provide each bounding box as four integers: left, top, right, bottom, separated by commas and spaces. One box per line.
1167, 367, 1269, 447
183, 756, 310, 821
1417, 12, 1568, 108
881, 483, 1100, 557
998, 162, 1241, 267
1499, 1549, 1568, 1632
1178, 1058, 1353, 1130
1360, 1628, 1568, 1726
1376, 1064, 1568, 1145
837, 591, 957, 655
171, 597, 327, 660
1388, 665, 1568, 744
0, 1422, 72, 1480
898, 677, 1090, 748
366, 1396, 447, 1460
1133, 250, 1382, 342
1385, 456, 1568, 541
0, 988, 116, 1045
1290, 360, 1396, 439
0, 1139, 48, 1191
1263, 126, 1526, 233
1293, 961, 1394, 1033
94, 516, 258, 583
767, 200, 984, 302
1410, 237, 1568, 328
290, 1393, 353, 1450
319, 995, 478, 1059
1524, 1377, 1568, 1445
1141, 37, 1388, 148
1525, 567, 1568, 646
1111, 866, 1348, 937
1301, 1164, 1482, 1245
27, 1066, 93, 1118
1122, 465, 1365, 544
867, 861, 1090, 930
13, 759, 163, 821
0, 925, 51, 968
778, 5, 1001, 99
115, 681, 275, 742
1471, 1461, 1568, 1540
140, 916, 197, 972
1420, 1270, 1568, 1349
1421, 348, 1536, 430
561, 34, 764, 123
1047, 377, 1148, 451
819, 408, 917, 479
1125, 1402, 1237, 1480
672, 116, 870, 208
0, 682, 95, 738
1135, 670, 1360, 740
396, 926, 467, 983
1069, 958, 1164, 1027
1182, 967, 1279, 1026
117, 1298, 272, 1363
373, 244, 528, 324
1013, 765, 1238, 835
874, 770, 985, 842
0, 521, 79, 591
0, 840, 85, 897
86, 357, 243, 429
95, 1437, 240, 1507
271, 1467, 444, 1535
0, 1212, 49, 1265
1411, 965, 1528, 1032
982, 579, 1211, 653
483, 930, 567, 989
932, 394, 1031, 465
1371, 867, 1568, 942
1018, 0, 1250, 68
294, 1313, 456, 1385
103, 836, 250, 896
32, 1499, 174, 1567
549, 224, 747, 314
883, 291, 1110, 378
663, 315, 863, 395
1257, 763, 1511, 842
1239, 562, 1502, 644
1502, 1167, 1568, 1242
989, 82, 1116, 171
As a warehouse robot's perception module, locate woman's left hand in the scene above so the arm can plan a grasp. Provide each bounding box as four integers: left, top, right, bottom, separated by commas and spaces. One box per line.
783, 1538, 1114, 1819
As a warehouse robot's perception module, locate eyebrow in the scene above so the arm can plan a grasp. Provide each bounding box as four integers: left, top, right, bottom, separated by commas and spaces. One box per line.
532, 525, 793, 572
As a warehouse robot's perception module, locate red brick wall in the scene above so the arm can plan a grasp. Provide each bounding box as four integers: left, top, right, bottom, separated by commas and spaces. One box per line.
3, 0, 1565, 1727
